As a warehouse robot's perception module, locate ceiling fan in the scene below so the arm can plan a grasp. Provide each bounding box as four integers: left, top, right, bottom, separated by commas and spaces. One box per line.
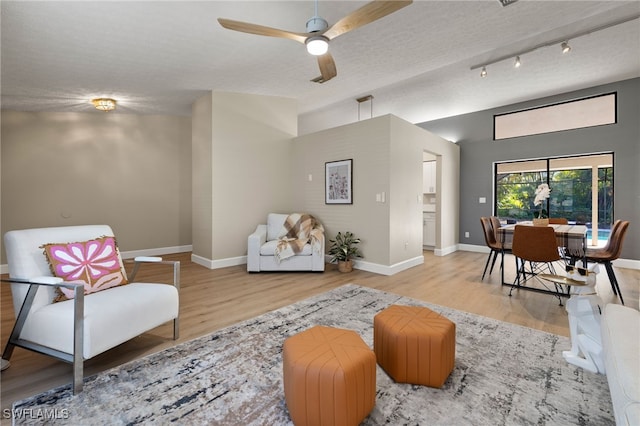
218, 0, 413, 83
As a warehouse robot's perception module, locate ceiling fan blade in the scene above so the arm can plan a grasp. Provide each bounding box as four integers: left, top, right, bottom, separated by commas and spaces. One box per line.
323, 0, 412, 40
315, 53, 337, 83
217, 18, 308, 44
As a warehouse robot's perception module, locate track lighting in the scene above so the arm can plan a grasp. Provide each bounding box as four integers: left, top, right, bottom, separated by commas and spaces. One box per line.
470, 14, 639, 77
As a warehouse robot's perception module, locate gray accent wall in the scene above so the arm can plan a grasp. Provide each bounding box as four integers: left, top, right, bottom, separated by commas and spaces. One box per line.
418, 77, 639, 260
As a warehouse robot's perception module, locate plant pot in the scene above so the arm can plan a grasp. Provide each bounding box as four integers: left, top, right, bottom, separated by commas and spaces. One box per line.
533, 218, 549, 226
337, 260, 353, 273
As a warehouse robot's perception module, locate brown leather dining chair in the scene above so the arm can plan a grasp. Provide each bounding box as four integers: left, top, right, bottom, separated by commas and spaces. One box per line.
510, 224, 566, 304
480, 217, 511, 280
585, 220, 629, 305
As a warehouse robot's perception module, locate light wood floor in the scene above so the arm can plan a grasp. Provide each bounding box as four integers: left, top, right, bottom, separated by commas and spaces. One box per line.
1, 250, 638, 415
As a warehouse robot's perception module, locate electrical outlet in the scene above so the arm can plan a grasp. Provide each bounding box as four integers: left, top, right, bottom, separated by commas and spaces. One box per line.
465, 231, 470, 238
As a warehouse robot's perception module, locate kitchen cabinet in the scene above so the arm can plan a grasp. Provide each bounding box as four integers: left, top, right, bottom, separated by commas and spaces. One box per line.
423, 161, 436, 194
423, 212, 436, 246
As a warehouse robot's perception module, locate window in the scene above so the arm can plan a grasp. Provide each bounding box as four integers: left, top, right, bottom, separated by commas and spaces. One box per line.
494, 93, 616, 140
495, 153, 614, 243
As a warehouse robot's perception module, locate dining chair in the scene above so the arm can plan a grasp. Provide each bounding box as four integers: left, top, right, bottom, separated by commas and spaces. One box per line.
480, 217, 511, 280
548, 218, 569, 224
585, 220, 629, 305
490, 216, 514, 277
510, 225, 566, 304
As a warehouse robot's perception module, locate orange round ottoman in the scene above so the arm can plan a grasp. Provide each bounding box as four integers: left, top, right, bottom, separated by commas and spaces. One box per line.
282, 325, 376, 426
374, 304, 455, 388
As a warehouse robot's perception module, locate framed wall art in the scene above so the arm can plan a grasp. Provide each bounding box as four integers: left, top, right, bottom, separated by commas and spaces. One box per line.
325, 159, 352, 204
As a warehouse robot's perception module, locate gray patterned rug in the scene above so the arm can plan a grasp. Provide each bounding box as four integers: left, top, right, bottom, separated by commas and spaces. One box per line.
13, 284, 614, 425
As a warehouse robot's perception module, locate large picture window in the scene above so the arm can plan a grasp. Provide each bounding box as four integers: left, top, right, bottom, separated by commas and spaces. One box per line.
495, 153, 614, 244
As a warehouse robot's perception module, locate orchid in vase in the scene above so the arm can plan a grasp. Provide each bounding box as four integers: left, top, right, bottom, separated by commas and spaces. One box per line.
533, 183, 551, 219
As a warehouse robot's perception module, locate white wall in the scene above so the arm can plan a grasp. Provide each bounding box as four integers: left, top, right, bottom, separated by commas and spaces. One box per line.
292, 115, 393, 266
424, 129, 460, 255
1, 110, 192, 262
292, 114, 459, 274
191, 91, 298, 268
192, 93, 214, 260
388, 116, 426, 265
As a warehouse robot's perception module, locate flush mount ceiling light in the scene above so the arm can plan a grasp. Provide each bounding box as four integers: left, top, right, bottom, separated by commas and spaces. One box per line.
91, 98, 116, 111
514, 56, 521, 68
480, 66, 487, 78
561, 41, 571, 54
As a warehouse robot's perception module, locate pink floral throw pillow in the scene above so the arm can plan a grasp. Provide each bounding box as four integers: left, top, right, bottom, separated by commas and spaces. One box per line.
42, 236, 128, 302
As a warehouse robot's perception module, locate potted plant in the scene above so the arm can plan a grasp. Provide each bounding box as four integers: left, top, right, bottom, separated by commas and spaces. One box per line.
328, 231, 362, 273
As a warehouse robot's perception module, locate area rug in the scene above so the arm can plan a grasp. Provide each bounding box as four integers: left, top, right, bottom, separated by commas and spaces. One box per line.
12, 284, 614, 425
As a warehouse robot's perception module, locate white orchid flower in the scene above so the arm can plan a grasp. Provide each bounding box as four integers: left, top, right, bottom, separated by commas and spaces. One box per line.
534, 183, 551, 206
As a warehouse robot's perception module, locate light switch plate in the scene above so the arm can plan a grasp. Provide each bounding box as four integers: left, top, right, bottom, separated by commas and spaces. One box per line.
479, 197, 486, 204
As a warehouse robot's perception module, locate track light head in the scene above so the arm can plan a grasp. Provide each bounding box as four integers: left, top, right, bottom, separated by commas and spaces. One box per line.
480, 66, 487, 77
514, 56, 521, 68
561, 41, 571, 54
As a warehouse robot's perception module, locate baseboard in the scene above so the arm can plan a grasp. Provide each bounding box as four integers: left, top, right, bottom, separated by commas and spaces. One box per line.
4, 246, 636, 275
191, 254, 247, 270
458, 244, 640, 270
121, 245, 193, 260
457, 243, 490, 253
351, 256, 425, 276
0, 245, 193, 274
434, 244, 459, 256
614, 258, 640, 270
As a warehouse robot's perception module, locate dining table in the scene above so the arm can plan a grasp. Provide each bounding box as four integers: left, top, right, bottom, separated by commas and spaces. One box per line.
495, 221, 588, 294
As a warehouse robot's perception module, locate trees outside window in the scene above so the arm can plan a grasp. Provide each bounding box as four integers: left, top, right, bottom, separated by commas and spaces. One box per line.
495, 154, 614, 235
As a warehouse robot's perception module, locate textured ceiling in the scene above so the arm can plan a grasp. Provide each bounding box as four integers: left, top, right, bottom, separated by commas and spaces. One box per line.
2, 1, 639, 127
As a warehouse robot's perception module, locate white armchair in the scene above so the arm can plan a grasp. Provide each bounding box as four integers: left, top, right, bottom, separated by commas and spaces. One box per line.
2, 225, 179, 394
247, 213, 325, 272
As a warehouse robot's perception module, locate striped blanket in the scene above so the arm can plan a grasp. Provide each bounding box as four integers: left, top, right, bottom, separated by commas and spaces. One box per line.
275, 213, 324, 263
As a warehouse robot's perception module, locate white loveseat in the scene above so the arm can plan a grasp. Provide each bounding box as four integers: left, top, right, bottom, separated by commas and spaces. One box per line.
3, 225, 179, 393
247, 213, 325, 272
601, 303, 640, 425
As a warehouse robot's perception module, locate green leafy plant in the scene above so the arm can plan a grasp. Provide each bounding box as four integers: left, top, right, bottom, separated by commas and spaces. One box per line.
328, 231, 362, 263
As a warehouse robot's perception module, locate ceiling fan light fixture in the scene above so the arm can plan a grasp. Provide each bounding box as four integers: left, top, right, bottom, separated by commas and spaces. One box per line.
480, 66, 487, 78
561, 41, 571, 54
306, 36, 329, 56
91, 98, 116, 111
